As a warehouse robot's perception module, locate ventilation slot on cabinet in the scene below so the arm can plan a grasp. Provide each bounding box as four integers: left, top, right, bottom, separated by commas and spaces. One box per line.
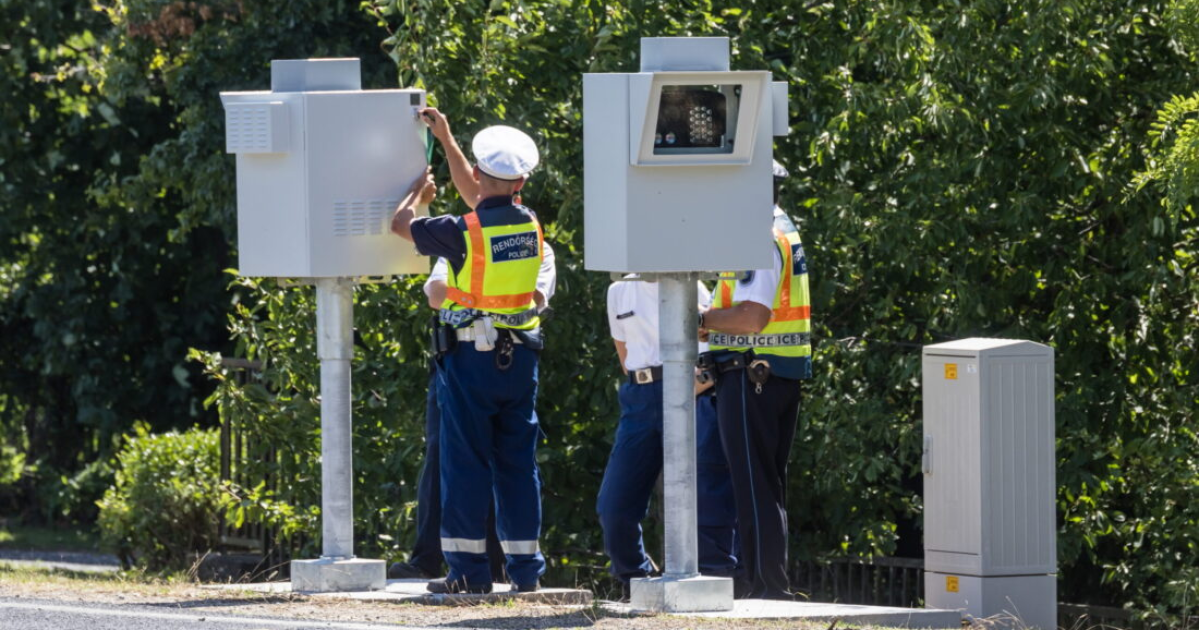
224, 102, 289, 154
332, 199, 399, 237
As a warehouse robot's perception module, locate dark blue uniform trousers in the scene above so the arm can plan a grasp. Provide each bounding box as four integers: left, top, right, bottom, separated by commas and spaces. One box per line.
596, 380, 738, 583
408, 369, 505, 579
436, 343, 545, 588
715, 369, 801, 599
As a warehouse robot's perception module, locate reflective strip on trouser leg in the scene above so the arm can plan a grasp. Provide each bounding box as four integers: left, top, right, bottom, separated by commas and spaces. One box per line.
441, 538, 488, 553
499, 540, 541, 555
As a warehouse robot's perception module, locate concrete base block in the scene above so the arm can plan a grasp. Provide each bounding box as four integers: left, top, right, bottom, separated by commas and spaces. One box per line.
290, 557, 385, 593
630, 575, 733, 612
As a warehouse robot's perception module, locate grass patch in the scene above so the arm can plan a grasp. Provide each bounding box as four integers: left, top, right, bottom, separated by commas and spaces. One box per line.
0, 522, 105, 553
0, 561, 221, 596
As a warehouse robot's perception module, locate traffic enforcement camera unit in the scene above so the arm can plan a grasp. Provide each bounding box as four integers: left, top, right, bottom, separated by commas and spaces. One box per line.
220, 58, 429, 278
583, 37, 790, 273
922, 338, 1057, 629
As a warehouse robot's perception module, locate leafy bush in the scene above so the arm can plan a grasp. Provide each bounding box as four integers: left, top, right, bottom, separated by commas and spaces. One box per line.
0, 443, 23, 487
6, 0, 1199, 619
98, 427, 223, 571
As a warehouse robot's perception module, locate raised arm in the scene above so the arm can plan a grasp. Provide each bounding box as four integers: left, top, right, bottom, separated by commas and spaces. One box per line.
390, 168, 437, 242
420, 107, 480, 210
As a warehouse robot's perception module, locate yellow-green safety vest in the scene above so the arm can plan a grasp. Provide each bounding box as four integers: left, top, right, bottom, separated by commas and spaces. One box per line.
709, 211, 812, 380
442, 205, 543, 331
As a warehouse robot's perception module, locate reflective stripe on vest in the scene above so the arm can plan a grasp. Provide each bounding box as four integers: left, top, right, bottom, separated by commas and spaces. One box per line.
711, 212, 812, 379
708, 332, 812, 348
443, 207, 543, 330
439, 307, 540, 328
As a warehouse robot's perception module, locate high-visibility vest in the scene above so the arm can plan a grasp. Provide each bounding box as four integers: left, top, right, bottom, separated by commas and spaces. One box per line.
709, 210, 812, 380
442, 203, 543, 331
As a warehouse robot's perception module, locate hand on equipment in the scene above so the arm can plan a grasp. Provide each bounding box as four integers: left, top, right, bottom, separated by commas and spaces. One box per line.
420, 107, 452, 142
412, 167, 437, 205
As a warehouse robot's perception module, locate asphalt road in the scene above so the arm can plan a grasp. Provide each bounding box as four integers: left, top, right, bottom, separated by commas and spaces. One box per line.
0, 598, 441, 630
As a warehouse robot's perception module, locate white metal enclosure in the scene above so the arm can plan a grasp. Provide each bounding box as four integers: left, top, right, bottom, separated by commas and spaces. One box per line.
221, 58, 429, 279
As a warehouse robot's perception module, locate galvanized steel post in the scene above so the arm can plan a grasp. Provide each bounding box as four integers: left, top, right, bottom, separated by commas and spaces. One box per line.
315, 277, 355, 560
658, 273, 700, 579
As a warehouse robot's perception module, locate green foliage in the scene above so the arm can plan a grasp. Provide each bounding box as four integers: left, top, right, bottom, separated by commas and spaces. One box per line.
5, 0, 1199, 618
97, 426, 223, 571
0, 445, 24, 488
0, 0, 394, 520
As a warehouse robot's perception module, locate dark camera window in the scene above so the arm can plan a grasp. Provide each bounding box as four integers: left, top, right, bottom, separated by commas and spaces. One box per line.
653, 85, 736, 154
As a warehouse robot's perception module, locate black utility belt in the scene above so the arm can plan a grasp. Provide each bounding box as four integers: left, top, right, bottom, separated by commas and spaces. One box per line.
699, 351, 767, 372
628, 366, 663, 385
699, 351, 774, 390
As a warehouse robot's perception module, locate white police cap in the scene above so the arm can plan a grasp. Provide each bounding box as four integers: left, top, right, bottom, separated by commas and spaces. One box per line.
472, 125, 539, 180
772, 159, 790, 179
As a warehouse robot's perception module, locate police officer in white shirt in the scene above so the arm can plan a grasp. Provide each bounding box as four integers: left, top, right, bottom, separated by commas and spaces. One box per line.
597, 276, 737, 600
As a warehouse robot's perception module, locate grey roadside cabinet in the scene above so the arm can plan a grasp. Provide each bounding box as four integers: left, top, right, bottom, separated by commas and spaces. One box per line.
922, 338, 1057, 629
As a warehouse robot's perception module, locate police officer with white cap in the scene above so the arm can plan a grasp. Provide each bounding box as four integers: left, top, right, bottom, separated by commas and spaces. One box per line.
389, 246, 556, 583
698, 159, 812, 600
391, 108, 548, 594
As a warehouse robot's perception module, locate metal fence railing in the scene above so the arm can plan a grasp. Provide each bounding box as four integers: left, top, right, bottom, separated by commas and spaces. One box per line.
216, 357, 298, 579
793, 556, 925, 608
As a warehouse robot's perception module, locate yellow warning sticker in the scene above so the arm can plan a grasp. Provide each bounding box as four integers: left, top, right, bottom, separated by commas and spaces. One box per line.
945, 364, 958, 380
946, 576, 959, 593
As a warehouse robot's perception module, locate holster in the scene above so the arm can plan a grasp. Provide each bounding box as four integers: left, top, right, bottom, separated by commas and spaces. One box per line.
509, 327, 545, 352
696, 351, 719, 386
430, 317, 458, 357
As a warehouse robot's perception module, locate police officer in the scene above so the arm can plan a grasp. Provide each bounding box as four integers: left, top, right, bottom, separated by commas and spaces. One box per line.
598, 276, 738, 600
390, 247, 556, 582
698, 160, 811, 600
391, 109, 546, 594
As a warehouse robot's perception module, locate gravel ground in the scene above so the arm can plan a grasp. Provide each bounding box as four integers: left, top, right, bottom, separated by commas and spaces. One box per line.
0, 565, 848, 630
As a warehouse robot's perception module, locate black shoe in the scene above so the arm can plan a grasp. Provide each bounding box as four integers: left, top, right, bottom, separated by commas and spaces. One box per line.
618, 581, 631, 603
388, 561, 437, 580
426, 577, 493, 594
511, 580, 540, 593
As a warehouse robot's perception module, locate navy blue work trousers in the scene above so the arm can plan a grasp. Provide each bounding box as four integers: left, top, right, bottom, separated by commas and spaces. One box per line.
715, 368, 801, 599
407, 369, 505, 579
596, 380, 738, 583
435, 343, 545, 588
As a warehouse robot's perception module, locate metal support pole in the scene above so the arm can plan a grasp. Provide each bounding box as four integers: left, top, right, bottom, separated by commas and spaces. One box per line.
658, 273, 699, 579
315, 277, 355, 560
630, 272, 728, 611
290, 278, 385, 591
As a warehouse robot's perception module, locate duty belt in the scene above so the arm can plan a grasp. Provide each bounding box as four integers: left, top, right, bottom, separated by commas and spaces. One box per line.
708, 332, 811, 348
439, 307, 538, 328
628, 366, 663, 385
455, 327, 523, 344
707, 350, 773, 393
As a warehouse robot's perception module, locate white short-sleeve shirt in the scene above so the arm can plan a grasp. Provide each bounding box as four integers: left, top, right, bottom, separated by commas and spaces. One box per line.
730, 206, 787, 307
607, 278, 712, 371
